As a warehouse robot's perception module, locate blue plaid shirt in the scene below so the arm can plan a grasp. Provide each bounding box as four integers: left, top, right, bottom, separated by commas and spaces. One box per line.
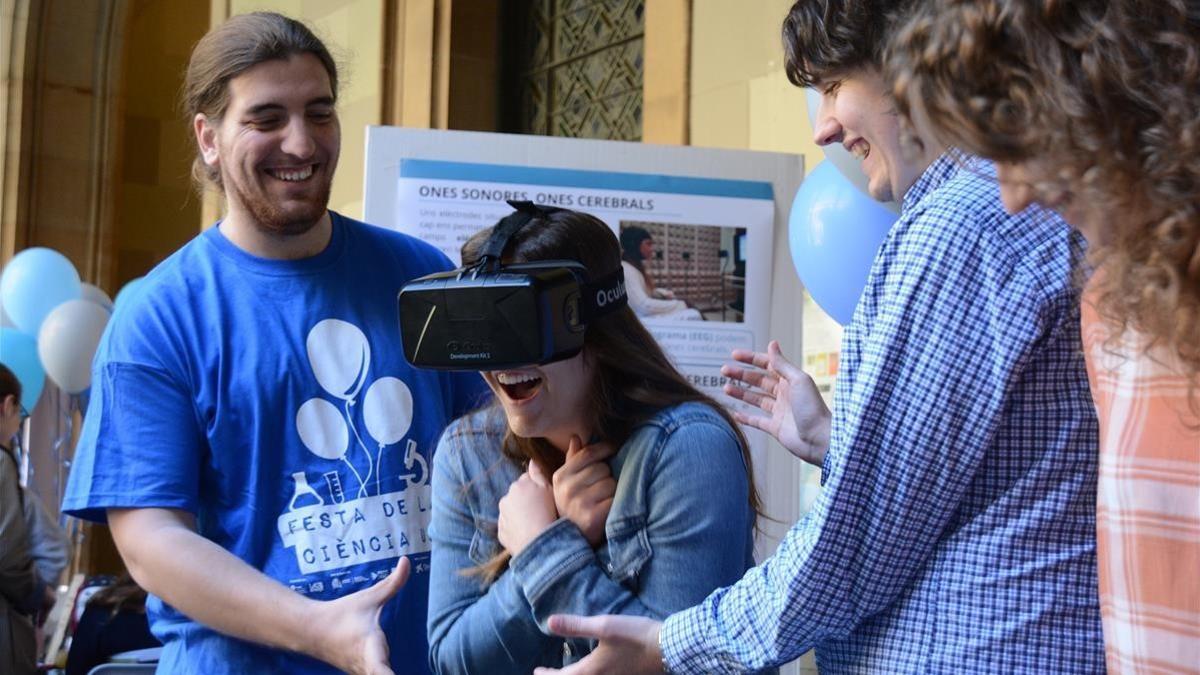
660, 153, 1104, 673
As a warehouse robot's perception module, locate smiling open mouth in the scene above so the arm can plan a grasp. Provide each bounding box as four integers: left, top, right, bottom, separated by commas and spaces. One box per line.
267, 165, 315, 182
496, 371, 543, 401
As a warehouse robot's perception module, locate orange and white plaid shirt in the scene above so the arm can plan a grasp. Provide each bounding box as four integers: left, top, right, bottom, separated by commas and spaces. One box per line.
1083, 291, 1200, 674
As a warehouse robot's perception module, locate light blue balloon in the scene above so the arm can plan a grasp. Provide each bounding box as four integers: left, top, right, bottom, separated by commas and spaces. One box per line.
789, 162, 898, 325
0, 247, 82, 335
0, 328, 45, 411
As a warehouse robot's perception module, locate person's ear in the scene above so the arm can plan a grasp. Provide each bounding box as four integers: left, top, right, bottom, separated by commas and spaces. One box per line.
195, 113, 220, 168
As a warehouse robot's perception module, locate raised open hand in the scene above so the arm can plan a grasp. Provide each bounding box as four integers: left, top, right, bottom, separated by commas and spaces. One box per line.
722, 339, 831, 467
308, 557, 410, 675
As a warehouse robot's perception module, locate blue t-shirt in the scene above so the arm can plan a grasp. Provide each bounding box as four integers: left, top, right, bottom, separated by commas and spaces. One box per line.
63, 213, 489, 674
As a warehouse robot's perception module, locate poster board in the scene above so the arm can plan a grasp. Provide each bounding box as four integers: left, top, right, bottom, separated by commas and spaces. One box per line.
363, 128, 806, 554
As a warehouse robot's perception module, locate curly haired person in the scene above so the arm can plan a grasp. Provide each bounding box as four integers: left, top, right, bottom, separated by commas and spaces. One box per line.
887, 2, 1200, 672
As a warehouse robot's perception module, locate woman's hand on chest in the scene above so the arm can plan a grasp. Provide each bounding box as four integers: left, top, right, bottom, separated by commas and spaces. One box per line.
551, 436, 618, 548
497, 461, 558, 557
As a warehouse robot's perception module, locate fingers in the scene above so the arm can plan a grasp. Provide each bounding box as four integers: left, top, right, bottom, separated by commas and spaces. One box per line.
720, 379, 777, 410
555, 463, 616, 503
567, 435, 583, 458
721, 364, 780, 393
733, 410, 774, 433
729, 348, 770, 369
534, 663, 585, 675
372, 557, 410, 604
729, 342, 804, 384
527, 460, 550, 488
588, 441, 618, 461
575, 480, 616, 508
590, 495, 615, 516
546, 613, 610, 640
573, 462, 613, 488
767, 340, 804, 379
558, 443, 616, 478
724, 382, 775, 412
516, 464, 553, 491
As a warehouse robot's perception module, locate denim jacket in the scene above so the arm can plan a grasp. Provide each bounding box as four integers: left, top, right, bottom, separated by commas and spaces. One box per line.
427, 401, 757, 674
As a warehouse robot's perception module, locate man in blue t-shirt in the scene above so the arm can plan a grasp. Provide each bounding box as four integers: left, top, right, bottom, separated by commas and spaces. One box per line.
62, 12, 486, 674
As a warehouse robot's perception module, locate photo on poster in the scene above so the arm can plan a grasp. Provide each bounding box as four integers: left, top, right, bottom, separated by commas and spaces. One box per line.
619, 221, 748, 325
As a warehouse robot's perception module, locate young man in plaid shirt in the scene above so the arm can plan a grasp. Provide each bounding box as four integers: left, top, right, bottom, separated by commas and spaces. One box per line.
535, 1, 1105, 672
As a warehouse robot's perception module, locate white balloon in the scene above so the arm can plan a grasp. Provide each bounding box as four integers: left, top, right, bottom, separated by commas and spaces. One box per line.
362, 377, 414, 447
36, 299, 110, 394
80, 283, 114, 312
306, 319, 371, 401
295, 397, 349, 460
805, 88, 901, 214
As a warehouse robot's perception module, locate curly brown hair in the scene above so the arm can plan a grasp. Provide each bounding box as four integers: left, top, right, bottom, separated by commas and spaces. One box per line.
884, 0, 1200, 391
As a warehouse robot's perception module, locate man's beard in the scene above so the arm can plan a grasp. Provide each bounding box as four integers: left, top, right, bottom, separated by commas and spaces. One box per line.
228, 172, 332, 237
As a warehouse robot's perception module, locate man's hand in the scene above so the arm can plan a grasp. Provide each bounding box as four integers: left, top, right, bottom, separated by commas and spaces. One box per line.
534, 614, 665, 675
109, 508, 410, 674
552, 436, 617, 548
498, 462, 558, 557
722, 339, 831, 467
308, 557, 410, 675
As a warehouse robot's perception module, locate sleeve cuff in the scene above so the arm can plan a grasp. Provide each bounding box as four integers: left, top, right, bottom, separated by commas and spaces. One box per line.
660, 609, 696, 673
508, 518, 595, 604
662, 605, 759, 675
819, 445, 836, 486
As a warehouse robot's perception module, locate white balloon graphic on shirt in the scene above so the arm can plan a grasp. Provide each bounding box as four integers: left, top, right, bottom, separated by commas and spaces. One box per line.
363, 377, 414, 446
304, 319, 376, 497
363, 377, 416, 494
307, 319, 372, 402
280, 319, 435, 577
296, 393, 368, 498
295, 398, 349, 460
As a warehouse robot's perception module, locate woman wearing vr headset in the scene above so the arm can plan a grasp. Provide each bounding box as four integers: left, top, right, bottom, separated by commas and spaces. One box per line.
426, 205, 762, 674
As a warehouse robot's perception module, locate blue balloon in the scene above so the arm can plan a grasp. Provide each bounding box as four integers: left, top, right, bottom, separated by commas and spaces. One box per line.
0, 247, 82, 335
789, 162, 898, 325
0, 328, 45, 411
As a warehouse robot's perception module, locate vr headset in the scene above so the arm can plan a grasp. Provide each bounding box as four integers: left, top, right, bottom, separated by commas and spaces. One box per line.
398, 201, 628, 370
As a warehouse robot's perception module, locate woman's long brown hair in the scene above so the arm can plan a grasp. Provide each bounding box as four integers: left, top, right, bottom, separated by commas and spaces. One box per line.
459, 208, 762, 583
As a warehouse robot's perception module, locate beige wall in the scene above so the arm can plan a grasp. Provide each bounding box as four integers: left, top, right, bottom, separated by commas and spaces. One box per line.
690, 0, 823, 169
115, 0, 207, 287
